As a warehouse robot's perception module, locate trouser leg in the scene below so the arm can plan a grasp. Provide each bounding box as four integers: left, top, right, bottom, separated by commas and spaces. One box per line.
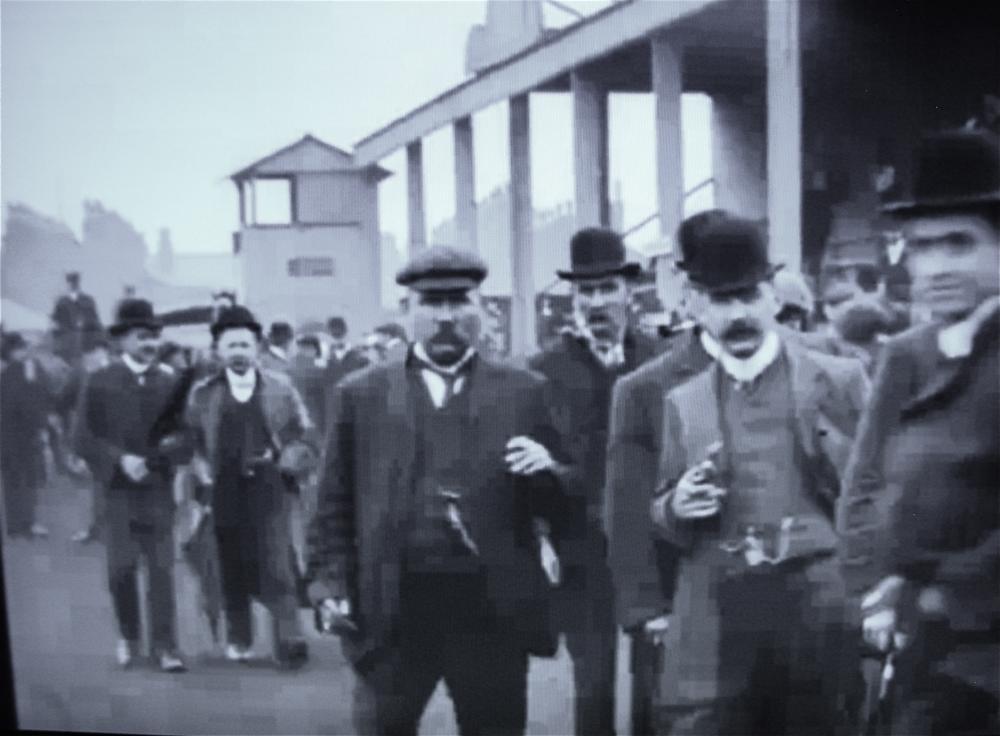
562, 562, 618, 736
215, 525, 253, 648
444, 632, 530, 736
630, 633, 661, 736
352, 646, 441, 736
106, 514, 142, 642
141, 523, 178, 653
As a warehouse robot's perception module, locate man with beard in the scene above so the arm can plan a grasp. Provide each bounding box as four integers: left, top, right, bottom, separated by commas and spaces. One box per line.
840, 128, 1000, 736
185, 305, 313, 669
528, 227, 663, 735
648, 215, 870, 735
75, 299, 187, 671
307, 245, 573, 736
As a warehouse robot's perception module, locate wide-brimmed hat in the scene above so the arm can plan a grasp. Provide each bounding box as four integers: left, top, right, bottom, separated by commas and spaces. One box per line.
210, 305, 262, 341
396, 245, 488, 292
681, 216, 782, 295
109, 298, 162, 337
557, 228, 641, 281
883, 128, 1000, 216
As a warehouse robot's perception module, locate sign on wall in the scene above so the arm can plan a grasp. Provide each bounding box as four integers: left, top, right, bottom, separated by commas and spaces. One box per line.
287, 256, 335, 277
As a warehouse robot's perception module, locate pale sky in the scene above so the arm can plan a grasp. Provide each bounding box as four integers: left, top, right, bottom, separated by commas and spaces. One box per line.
2, 0, 711, 255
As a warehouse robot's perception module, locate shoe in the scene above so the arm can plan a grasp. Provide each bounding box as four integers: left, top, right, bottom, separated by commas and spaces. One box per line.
158, 651, 186, 672
274, 639, 308, 670
29, 523, 49, 538
116, 639, 136, 668
224, 644, 252, 662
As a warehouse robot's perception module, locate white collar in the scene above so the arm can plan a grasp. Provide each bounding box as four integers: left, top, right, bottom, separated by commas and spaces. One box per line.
937, 296, 1000, 360
700, 329, 782, 385
413, 341, 476, 376
121, 353, 153, 376
586, 337, 625, 369
225, 367, 257, 388
269, 345, 288, 361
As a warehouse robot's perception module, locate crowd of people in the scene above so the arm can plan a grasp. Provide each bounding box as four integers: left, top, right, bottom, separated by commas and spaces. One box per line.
0, 126, 997, 736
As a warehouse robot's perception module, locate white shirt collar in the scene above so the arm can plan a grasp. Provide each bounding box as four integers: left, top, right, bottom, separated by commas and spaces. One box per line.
269, 345, 287, 361
225, 367, 257, 403
937, 296, 1000, 359
700, 329, 782, 385
121, 353, 152, 376
413, 341, 476, 376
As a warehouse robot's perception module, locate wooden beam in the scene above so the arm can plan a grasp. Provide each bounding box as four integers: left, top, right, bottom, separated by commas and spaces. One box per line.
509, 94, 536, 357
406, 140, 427, 255
572, 71, 609, 228
453, 116, 478, 253
353, 0, 717, 167
766, 0, 802, 272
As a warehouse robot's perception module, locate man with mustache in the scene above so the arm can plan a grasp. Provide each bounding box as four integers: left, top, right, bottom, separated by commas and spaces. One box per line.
647, 216, 870, 735
307, 245, 573, 736
185, 305, 314, 669
528, 228, 664, 735
75, 299, 187, 671
840, 128, 1000, 736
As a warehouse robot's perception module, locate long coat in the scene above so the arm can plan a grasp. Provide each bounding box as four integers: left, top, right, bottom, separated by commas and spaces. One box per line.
604, 328, 713, 629
185, 369, 313, 598
651, 339, 870, 704
527, 330, 663, 561
838, 319, 1000, 629
0, 359, 53, 491
306, 352, 575, 667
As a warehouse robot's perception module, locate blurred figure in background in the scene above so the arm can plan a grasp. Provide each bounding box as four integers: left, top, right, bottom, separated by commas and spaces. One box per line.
51, 271, 103, 365
1, 332, 53, 539
373, 322, 409, 363
772, 269, 816, 332
262, 321, 294, 372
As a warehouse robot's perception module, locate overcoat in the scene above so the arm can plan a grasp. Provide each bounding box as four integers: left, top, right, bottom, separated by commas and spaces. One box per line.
307, 352, 575, 667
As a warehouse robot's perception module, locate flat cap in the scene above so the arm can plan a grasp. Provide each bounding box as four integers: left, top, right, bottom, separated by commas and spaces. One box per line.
396, 245, 488, 292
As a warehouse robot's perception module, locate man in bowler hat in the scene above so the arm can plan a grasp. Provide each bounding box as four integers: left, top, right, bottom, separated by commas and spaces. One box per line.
307, 245, 575, 735
648, 215, 870, 734
528, 227, 664, 735
841, 128, 1000, 735
185, 305, 314, 668
75, 298, 187, 671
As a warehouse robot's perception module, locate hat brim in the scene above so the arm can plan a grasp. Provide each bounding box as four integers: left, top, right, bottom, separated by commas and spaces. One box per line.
556, 262, 642, 281
687, 264, 784, 295
108, 320, 162, 337
399, 275, 483, 292
881, 191, 1000, 216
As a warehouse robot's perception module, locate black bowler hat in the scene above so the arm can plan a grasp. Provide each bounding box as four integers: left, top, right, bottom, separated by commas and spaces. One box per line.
883, 128, 1000, 216
327, 316, 347, 337
109, 298, 162, 337
210, 305, 262, 342
675, 209, 730, 272
396, 245, 488, 292
682, 216, 782, 295
557, 228, 640, 280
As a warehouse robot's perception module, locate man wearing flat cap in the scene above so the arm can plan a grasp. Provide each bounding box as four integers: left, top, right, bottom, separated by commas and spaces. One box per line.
528, 227, 663, 735
185, 305, 314, 669
307, 245, 575, 735
647, 215, 870, 735
75, 298, 187, 672
841, 128, 1000, 736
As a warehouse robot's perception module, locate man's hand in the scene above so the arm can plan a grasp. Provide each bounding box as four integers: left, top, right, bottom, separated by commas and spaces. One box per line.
505, 436, 555, 476
861, 575, 910, 653
119, 454, 150, 483
670, 460, 727, 520
643, 614, 670, 646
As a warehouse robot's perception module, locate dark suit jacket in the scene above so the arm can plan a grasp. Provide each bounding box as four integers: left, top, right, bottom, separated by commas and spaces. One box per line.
0, 359, 52, 478
76, 359, 179, 520
307, 352, 574, 665
604, 328, 713, 629
838, 319, 1000, 631
528, 330, 663, 560
51, 293, 102, 359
